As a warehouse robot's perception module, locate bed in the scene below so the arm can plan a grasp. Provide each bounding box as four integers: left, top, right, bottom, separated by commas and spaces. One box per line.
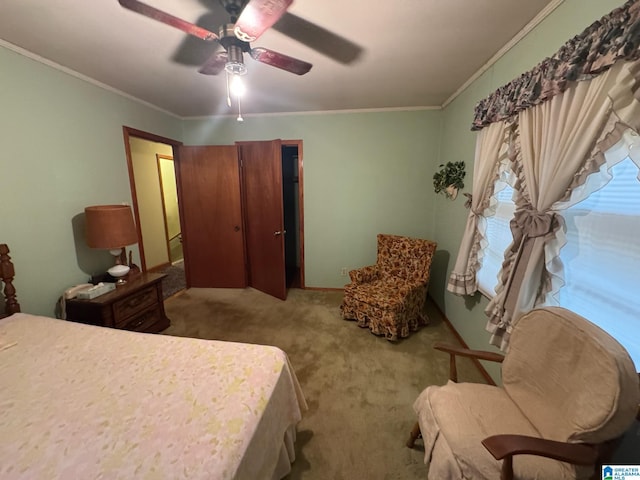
0, 244, 307, 479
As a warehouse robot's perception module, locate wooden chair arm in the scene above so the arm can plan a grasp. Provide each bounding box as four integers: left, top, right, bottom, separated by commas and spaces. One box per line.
482, 434, 598, 464
434, 343, 506, 362
482, 434, 598, 480
433, 342, 505, 382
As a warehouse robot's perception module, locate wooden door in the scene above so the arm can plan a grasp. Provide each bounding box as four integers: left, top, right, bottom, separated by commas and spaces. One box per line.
176, 145, 246, 288
238, 140, 287, 300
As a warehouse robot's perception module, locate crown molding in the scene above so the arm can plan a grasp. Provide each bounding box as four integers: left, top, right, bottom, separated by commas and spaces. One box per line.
441, 0, 565, 108
185, 105, 441, 121
0, 38, 180, 119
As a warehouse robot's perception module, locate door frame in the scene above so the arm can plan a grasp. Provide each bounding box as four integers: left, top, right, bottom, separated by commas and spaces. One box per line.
121, 126, 182, 272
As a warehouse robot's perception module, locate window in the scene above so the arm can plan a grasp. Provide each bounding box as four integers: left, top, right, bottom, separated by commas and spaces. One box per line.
556, 157, 640, 369
477, 175, 516, 297
477, 145, 640, 369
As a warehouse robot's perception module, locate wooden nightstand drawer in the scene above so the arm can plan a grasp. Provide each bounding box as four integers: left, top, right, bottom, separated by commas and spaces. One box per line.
118, 304, 161, 332
113, 286, 156, 321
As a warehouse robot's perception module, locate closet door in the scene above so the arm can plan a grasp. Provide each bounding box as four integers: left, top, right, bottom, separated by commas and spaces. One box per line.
177, 145, 246, 288
238, 140, 287, 300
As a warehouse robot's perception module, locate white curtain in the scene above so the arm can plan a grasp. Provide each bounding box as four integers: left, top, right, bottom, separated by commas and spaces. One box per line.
447, 120, 511, 295
485, 59, 640, 349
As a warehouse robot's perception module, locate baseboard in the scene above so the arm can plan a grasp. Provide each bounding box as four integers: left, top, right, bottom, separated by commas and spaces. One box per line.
148, 262, 170, 273
303, 287, 345, 292
428, 295, 497, 386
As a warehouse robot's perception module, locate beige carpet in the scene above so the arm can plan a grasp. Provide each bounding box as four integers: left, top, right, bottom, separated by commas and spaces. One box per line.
163, 288, 487, 480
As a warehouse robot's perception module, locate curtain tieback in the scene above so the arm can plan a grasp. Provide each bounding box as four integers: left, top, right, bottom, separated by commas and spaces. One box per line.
497, 207, 559, 317
511, 207, 557, 238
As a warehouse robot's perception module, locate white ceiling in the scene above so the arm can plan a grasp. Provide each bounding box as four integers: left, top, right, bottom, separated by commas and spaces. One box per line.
0, 0, 557, 118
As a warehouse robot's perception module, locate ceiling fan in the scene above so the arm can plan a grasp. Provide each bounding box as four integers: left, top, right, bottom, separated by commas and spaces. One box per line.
118, 0, 313, 77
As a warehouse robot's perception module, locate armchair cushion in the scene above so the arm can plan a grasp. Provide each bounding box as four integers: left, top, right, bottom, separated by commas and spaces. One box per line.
414, 382, 573, 480
502, 308, 639, 445
345, 277, 421, 310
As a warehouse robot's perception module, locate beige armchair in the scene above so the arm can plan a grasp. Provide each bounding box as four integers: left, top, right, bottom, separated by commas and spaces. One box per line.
407, 307, 640, 480
340, 234, 437, 340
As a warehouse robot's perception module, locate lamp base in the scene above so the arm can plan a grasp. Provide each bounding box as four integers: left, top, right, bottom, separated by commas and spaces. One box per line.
108, 264, 130, 285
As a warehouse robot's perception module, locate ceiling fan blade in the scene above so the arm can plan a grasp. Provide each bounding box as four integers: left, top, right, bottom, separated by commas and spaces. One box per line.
273, 12, 364, 65
118, 0, 219, 41
250, 47, 312, 75
198, 51, 228, 75
171, 12, 222, 66
234, 0, 293, 42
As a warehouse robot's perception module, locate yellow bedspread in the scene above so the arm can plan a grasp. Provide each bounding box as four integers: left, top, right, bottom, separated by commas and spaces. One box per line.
0, 313, 307, 479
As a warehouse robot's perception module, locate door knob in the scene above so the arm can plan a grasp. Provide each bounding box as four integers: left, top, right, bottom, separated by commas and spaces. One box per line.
273, 230, 287, 236
234, 226, 240, 232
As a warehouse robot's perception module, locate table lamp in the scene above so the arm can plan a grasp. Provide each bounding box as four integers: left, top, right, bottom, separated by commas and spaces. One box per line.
85, 205, 138, 285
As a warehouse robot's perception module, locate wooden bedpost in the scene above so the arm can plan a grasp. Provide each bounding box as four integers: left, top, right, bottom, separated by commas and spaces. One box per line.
0, 244, 21, 315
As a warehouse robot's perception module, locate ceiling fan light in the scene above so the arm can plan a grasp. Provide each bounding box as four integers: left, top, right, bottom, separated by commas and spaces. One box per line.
230, 75, 246, 98
224, 43, 247, 76
224, 61, 247, 76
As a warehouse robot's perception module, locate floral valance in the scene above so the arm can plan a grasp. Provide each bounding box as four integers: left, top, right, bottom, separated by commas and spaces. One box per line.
472, 0, 640, 131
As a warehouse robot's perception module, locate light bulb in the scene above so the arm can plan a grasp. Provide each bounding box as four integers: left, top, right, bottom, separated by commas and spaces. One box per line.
230, 75, 246, 98
236, 93, 244, 123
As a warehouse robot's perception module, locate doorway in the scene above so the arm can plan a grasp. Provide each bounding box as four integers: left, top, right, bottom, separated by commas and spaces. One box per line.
122, 127, 182, 271
282, 144, 301, 288
156, 154, 183, 264
122, 128, 305, 299
122, 126, 187, 299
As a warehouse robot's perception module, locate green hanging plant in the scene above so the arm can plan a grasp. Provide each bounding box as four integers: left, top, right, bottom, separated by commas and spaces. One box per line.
433, 161, 466, 200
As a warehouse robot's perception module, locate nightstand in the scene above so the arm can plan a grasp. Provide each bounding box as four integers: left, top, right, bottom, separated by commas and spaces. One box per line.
65, 273, 170, 333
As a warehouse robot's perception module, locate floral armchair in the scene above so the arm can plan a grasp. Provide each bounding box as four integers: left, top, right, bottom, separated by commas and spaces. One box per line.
340, 234, 437, 340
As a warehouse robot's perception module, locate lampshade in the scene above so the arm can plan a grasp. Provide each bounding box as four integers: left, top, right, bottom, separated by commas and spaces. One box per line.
84, 205, 137, 249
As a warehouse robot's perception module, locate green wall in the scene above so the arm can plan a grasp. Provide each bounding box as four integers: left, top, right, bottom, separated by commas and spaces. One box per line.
0, 0, 626, 375
0, 45, 182, 315
182, 110, 442, 288
433, 0, 625, 381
